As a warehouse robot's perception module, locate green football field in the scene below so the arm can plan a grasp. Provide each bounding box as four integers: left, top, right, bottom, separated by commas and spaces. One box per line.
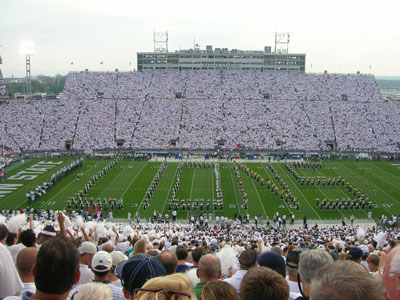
0, 158, 399, 221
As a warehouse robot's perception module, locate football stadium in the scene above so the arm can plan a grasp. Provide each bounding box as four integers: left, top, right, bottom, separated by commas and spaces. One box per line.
1, 3, 400, 298
1, 68, 399, 223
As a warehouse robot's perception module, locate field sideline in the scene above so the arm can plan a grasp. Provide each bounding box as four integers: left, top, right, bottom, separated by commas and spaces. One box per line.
0, 158, 399, 221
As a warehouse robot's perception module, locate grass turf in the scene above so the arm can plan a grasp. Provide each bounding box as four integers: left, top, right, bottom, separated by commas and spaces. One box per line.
0, 158, 399, 221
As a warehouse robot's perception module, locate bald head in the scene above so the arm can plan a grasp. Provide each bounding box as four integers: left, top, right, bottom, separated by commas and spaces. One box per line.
102, 244, 114, 253
157, 251, 178, 274
197, 254, 221, 281
383, 246, 400, 300
17, 247, 38, 281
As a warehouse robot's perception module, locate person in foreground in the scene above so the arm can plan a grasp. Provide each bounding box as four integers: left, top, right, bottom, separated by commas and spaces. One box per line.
382, 246, 400, 300
193, 254, 221, 298
239, 266, 289, 300
133, 273, 196, 300
296, 249, 333, 300
202, 280, 237, 300
119, 254, 167, 300
310, 260, 384, 300
24, 236, 80, 300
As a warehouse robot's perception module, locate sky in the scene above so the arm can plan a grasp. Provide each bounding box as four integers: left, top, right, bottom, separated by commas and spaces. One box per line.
1, 0, 400, 77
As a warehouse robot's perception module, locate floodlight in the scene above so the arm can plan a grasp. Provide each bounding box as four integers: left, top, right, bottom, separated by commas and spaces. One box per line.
20, 40, 35, 55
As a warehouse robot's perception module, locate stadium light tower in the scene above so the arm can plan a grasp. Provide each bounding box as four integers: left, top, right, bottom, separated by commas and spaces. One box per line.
150, 24, 172, 53
153, 30, 168, 53
274, 32, 290, 53
20, 40, 35, 98
274, 32, 291, 71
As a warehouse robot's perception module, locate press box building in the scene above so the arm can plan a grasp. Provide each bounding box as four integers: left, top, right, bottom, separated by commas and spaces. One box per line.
137, 45, 306, 72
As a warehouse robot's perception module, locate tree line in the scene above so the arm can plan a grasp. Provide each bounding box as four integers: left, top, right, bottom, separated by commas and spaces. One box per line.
5, 74, 66, 97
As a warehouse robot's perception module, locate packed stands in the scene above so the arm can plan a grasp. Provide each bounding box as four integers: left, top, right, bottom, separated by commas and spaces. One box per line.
0, 68, 7, 97
0, 71, 399, 152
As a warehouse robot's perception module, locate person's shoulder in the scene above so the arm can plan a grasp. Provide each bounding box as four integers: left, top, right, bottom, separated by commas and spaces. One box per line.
68, 283, 83, 300
19, 292, 35, 300
194, 281, 206, 289
108, 283, 124, 300
294, 296, 308, 300
8, 243, 26, 251
111, 279, 122, 288
3, 296, 22, 300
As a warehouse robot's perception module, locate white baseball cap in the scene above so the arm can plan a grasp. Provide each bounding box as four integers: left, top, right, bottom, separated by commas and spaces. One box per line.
92, 251, 112, 272
111, 251, 128, 267
78, 242, 97, 255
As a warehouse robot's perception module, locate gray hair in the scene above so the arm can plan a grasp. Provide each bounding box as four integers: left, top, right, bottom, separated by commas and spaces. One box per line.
73, 283, 112, 300
310, 261, 384, 300
298, 249, 333, 285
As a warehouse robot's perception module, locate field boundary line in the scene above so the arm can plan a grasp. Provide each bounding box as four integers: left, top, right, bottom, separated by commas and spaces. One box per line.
275, 163, 322, 220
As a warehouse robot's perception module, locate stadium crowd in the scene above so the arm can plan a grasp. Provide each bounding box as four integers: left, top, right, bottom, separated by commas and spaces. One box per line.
0, 210, 400, 300
0, 69, 7, 97
0, 71, 399, 152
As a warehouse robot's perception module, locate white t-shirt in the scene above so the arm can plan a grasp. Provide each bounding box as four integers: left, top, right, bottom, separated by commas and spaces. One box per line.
3, 282, 36, 300
76, 264, 94, 286
286, 276, 302, 300
8, 243, 26, 264
0, 243, 23, 298
111, 279, 122, 287
224, 269, 247, 294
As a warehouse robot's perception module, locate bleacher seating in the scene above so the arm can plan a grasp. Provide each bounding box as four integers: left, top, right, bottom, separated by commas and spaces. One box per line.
0, 70, 399, 152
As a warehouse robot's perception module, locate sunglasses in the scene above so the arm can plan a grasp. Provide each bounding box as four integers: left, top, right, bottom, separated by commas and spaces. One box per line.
132, 288, 191, 299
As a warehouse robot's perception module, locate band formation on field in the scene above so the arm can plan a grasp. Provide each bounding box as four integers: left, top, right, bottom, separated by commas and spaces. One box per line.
0, 157, 399, 223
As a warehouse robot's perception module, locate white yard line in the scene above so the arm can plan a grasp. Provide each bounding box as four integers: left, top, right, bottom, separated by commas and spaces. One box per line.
119, 161, 149, 199
44, 165, 96, 210
160, 165, 179, 215
260, 163, 293, 215
98, 161, 134, 198
248, 174, 268, 217
228, 165, 242, 216
342, 165, 400, 206
298, 168, 346, 217
313, 168, 368, 217
275, 163, 322, 220
189, 168, 196, 200
187, 168, 196, 219
340, 165, 394, 214
211, 165, 215, 219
